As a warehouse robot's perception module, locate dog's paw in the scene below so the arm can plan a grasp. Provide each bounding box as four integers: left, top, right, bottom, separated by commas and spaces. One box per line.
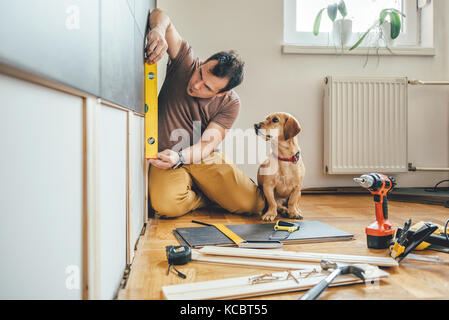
288, 208, 303, 220
261, 209, 277, 221
277, 206, 290, 218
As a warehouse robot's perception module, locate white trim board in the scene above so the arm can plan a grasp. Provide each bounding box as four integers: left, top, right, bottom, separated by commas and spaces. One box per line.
162, 265, 389, 300
198, 246, 399, 267
282, 45, 435, 56
191, 249, 320, 271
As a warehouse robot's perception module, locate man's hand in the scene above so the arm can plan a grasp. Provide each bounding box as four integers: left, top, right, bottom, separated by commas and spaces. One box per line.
149, 149, 179, 169
146, 8, 183, 63
145, 27, 168, 65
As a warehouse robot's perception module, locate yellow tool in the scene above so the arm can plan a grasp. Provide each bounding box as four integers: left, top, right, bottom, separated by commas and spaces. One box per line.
390, 219, 441, 262
410, 220, 448, 250
390, 239, 406, 259
274, 220, 300, 233
213, 223, 245, 245
270, 220, 300, 241
144, 62, 158, 159
192, 220, 283, 248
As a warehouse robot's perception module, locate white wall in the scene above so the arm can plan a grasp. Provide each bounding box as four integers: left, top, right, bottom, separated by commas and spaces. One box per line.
158, 0, 449, 188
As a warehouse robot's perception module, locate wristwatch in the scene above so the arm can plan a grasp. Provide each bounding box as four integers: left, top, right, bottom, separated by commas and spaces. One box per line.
172, 150, 185, 169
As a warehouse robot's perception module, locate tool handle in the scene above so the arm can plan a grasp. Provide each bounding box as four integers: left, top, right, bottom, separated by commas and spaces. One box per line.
299, 279, 330, 300
299, 270, 340, 300
409, 231, 449, 248
191, 220, 213, 227
375, 196, 388, 221
382, 197, 388, 220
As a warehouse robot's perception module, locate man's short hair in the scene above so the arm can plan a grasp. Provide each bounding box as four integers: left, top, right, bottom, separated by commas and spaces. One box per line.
206, 50, 245, 93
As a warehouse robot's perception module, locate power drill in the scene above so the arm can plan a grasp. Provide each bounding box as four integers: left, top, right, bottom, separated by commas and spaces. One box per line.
354, 173, 397, 249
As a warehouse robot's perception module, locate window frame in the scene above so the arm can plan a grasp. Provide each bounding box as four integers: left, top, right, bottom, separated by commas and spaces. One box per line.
284, 0, 419, 48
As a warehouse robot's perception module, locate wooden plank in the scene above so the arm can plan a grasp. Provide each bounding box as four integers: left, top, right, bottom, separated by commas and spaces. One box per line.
162, 265, 390, 300
191, 249, 320, 270
85, 97, 101, 300
82, 98, 88, 300
126, 110, 131, 265
198, 246, 399, 267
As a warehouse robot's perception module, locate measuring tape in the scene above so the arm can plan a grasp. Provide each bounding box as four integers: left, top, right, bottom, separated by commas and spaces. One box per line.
144, 62, 158, 159
166, 245, 191, 279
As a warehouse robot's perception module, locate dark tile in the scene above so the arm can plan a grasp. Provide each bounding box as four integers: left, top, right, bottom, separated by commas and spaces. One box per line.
134, 22, 145, 114
0, 0, 101, 96
100, 0, 135, 110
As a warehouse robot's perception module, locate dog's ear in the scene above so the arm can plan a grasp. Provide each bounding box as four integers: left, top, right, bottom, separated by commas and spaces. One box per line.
283, 116, 301, 140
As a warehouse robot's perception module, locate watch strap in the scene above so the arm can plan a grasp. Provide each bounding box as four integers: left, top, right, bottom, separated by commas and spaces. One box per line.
172, 150, 185, 169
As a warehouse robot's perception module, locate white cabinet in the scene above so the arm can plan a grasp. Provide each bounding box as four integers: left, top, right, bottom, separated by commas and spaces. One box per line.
0, 73, 147, 300
129, 113, 146, 261
97, 106, 128, 299
0, 74, 84, 299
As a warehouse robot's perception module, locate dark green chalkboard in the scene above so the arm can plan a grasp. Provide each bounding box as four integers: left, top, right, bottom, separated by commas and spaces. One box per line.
0, 0, 155, 113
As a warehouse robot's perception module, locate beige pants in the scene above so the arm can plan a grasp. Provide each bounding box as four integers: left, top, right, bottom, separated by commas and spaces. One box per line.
149, 151, 266, 218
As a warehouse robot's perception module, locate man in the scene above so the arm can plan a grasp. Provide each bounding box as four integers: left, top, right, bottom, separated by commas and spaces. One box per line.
146, 8, 265, 218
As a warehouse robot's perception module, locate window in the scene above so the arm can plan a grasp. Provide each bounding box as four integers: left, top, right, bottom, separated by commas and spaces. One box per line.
284, 0, 427, 48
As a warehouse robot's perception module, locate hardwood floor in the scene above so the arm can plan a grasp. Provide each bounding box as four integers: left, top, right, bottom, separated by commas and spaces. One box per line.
117, 194, 449, 300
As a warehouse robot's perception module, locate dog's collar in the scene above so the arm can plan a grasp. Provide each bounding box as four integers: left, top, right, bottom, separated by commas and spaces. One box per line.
273, 151, 301, 163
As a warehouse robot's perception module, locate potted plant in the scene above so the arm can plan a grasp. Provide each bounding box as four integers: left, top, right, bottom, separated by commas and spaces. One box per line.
349, 8, 406, 51
313, 0, 352, 47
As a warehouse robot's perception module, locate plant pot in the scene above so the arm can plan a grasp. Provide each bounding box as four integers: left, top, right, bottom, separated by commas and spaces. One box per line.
380, 21, 396, 47
332, 19, 352, 47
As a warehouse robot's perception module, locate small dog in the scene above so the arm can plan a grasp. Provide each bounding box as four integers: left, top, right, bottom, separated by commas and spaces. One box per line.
254, 112, 305, 221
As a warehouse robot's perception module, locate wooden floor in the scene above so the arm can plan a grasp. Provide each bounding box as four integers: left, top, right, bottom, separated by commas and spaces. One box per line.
117, 194, 449, 300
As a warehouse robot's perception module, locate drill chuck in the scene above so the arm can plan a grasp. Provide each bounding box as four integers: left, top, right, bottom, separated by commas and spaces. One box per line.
353, 175, 375, 189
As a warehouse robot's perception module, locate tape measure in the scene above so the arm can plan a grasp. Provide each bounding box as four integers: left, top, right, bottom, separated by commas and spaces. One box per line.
166, 245, 191, 279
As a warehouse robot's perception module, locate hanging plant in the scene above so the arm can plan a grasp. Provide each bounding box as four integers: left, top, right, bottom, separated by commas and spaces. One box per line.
313, 0, 348, 36
349, 8, 406, 51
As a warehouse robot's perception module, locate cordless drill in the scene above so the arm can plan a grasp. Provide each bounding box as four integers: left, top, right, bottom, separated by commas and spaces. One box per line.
354, 173, 397, 249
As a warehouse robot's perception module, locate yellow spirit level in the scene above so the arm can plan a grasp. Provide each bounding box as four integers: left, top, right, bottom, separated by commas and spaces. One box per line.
144, 62, 158, 159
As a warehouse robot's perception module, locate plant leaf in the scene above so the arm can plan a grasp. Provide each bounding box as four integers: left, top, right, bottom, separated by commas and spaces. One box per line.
313, 8, 325, 36
338, 0, 348, 18
389, 11, 402, 39
380, 9, 389, 24
327, 3, 338, 22
349, 29, 370, 51
349, 25, 374, 51
387, 8, 406, 17
380, 8, 405, 24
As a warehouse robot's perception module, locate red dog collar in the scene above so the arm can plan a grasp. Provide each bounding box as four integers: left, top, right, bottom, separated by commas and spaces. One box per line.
274, 151, 301, 163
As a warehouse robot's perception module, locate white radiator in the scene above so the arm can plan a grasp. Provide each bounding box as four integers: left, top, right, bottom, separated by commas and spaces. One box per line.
323, 76, 408, 174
